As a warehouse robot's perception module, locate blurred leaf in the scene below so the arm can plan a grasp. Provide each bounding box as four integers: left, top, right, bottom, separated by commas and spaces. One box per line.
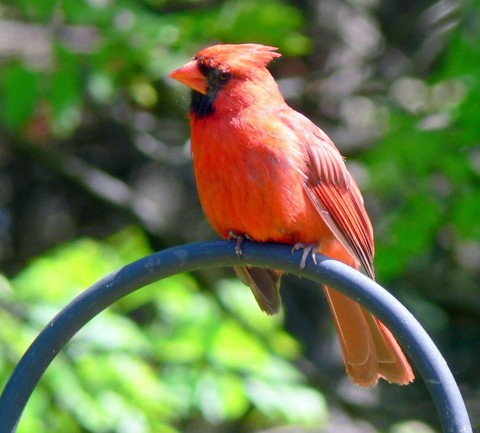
209, 319, 271, 371
375, 192, 442, 279
246, 379, 328, 425
390, 420, 438, 433
13, 238, 122, 304
1, 63, 40, 129
50, 47, 83, 137
195, 371, 249, 422
451, 189, 480, 240
87, 72, 115, 103
16, 0, 57, 21
216, 279, 300, 358
213, 0, 311, 55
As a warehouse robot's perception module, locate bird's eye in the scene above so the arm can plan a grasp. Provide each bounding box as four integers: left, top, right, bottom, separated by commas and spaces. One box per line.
217, 70, 231, 83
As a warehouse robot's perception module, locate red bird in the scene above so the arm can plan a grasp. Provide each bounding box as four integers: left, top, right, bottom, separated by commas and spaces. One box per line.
170, 43, 414, 386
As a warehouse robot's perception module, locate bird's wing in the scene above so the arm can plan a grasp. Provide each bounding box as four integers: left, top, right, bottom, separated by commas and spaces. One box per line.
278, 108, 375, 278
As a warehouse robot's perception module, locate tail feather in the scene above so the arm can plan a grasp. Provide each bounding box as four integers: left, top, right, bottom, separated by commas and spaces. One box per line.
234, 266, 282, 315
234, 242, 414, 386
375, 319, 415, 384
325, 285, 414, 386
324, 286, 378, 386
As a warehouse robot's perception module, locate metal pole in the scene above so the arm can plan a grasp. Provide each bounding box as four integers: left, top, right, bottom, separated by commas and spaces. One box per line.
0, 241, 472, 433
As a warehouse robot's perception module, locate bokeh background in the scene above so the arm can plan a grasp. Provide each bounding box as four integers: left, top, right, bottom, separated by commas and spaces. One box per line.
1, 0, 479, 432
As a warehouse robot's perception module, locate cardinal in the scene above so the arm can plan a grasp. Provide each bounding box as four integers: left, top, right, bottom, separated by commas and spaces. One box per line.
170, 43, 414, 386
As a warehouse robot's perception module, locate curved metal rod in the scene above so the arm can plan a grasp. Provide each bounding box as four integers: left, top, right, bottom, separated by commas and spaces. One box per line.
0, 241, 472, 433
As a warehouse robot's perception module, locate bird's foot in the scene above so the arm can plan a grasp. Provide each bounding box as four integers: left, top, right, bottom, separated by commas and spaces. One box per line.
291, 243, 319, 269
228, 231, 252, 257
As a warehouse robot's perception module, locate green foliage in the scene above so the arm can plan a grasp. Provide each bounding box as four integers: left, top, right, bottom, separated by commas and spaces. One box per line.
0, 0, 309, 139
1, 63, 41, 129
367, 58, 480, 280
2, 228, 326, 433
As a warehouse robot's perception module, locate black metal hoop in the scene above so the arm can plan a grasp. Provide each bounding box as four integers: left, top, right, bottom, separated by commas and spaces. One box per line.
0, 241, 472, 433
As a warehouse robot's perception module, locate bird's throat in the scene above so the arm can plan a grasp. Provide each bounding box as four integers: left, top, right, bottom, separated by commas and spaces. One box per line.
190, 90, 216, 118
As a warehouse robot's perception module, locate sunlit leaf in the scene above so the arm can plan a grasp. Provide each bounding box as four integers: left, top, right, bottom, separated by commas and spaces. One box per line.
246, 378, 328, 425
195, 371, 249, 422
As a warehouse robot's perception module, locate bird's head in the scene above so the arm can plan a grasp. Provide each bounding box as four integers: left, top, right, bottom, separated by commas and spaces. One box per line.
170, 43, 283, 118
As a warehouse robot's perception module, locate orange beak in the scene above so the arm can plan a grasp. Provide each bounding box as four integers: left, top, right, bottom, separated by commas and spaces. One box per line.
169, 60, 208, 95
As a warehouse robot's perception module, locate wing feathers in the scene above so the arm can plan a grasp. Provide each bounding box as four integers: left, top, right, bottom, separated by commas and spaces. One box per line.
277, 108, 374, 277
309, 183, 375, 278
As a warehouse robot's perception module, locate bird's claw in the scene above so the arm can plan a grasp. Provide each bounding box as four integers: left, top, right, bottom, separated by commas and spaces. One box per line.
291, 243, 318, 269
228, 231, 251, 257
